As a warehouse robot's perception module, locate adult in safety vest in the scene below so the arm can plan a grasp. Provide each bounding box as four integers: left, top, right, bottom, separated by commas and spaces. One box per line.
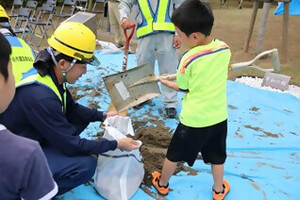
0, 21, 140, 196
119, 0, 183, 118
0, 4, 36, 82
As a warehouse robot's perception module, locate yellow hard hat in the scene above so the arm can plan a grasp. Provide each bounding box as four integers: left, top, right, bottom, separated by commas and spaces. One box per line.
0, 5, 9, 19
48, 21, 99, 66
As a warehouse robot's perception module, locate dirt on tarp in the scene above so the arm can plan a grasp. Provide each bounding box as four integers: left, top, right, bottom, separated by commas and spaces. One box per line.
69, 87, 103, 109
131, 120, 184, 187
70, 87, 199, 198
130, 119, 198, 199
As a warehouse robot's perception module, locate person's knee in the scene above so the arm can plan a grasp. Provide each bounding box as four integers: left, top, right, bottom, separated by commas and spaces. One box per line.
69, 156, 97, 184
80, 156, 97, 180
54, 156, 97, 195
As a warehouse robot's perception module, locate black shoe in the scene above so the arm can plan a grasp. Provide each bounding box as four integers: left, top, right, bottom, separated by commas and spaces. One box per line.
165, 108, 177, 118
133, 100, 151, 109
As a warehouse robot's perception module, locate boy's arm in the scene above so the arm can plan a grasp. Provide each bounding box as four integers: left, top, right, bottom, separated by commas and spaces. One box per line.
159, 77, 179, 91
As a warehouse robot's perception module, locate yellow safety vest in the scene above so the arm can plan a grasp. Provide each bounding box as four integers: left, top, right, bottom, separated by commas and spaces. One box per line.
15, 67, 66, 113
136, 0, 175, 38
6, 34, 66, 113
5, 35, 35, 83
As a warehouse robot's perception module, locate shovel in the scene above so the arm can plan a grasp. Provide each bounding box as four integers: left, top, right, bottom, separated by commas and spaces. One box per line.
103, 63, 162, 112
106, 24, 136, 115
103, 48, 280, 112
229, 48, 280, 72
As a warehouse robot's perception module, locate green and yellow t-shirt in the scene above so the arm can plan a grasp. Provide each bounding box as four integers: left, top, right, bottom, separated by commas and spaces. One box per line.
177, 39, 231, 128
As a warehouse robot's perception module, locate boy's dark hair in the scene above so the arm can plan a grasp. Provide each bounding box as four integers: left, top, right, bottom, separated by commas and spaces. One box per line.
172, 0, 214, 36
0, 32, 11, 81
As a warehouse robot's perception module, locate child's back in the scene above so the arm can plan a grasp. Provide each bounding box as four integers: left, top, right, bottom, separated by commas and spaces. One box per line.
177, 39, 231, 127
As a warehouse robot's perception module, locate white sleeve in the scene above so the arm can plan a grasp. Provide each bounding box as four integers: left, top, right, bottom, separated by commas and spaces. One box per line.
119, 0, 137, 20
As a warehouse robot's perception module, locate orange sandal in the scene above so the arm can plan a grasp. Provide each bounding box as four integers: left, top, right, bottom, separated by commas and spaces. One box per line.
213, 180, 230, 200
151, 171, 169, 195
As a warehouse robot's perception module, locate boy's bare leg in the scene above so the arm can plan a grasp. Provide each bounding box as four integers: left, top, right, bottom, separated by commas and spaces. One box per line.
160, 158, 177, 186
211, 164, 224, 192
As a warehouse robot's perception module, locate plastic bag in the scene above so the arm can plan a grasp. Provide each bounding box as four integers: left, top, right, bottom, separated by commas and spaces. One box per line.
94, 116, 144, 200
96, 40, 123, 55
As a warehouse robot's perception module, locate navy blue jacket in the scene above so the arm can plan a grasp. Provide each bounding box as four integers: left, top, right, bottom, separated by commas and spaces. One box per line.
0, 58, 117, 156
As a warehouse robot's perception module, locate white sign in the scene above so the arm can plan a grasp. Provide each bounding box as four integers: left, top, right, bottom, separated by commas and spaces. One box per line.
261, 72, 291, 91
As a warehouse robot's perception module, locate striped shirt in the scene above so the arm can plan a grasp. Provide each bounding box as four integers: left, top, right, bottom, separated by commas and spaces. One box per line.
177, 39, 231, 127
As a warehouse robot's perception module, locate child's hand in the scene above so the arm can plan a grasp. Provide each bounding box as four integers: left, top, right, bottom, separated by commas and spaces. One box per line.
159, 74, 169, 86
159, 74, 179, 91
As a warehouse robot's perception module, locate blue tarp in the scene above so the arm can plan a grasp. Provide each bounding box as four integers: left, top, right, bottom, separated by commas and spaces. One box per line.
274, 0, 300, 15
58, 51, 300, 200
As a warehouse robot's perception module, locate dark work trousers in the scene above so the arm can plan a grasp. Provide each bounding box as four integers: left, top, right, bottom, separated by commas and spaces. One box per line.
43, 123, 97, 195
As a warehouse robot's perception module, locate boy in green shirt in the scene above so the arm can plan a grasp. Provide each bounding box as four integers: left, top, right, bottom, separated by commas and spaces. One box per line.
151, 0, 231, 199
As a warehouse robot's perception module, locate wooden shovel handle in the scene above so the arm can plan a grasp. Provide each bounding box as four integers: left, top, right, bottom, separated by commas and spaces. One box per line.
123, 24, 136, 49
229, 48, 278, 69
160, 74, 177, 81
122, 24, 136, 71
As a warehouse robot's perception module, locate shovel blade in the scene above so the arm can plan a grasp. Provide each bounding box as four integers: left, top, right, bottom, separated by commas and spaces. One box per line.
103, 63, 161, 112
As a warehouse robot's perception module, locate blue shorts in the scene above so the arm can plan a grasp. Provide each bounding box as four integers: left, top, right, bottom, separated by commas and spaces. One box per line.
166, 120, 227, 166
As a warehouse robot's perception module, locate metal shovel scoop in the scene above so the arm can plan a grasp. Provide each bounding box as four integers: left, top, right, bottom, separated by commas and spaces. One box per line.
103, 63, 162, 112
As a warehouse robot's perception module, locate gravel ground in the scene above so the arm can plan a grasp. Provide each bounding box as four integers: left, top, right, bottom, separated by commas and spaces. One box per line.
236, 76, 300, 99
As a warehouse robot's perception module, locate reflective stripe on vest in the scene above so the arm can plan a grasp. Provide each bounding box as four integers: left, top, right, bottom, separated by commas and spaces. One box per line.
136, 0, 175, 38
15, 67, 65, 113
5, 35, 35, 84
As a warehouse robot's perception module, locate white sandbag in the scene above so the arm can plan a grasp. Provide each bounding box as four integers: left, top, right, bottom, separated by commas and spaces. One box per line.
94, 116, 144, 200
